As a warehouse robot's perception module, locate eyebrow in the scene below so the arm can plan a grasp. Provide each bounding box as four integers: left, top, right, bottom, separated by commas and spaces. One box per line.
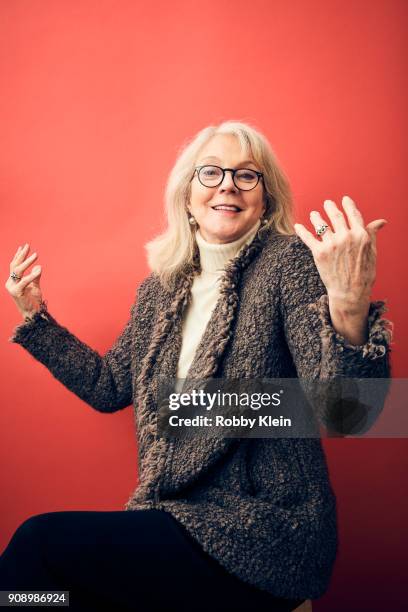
198, 156, 258, 167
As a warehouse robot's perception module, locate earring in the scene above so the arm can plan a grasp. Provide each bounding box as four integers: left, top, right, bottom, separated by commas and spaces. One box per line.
189, 216, 197, 225
260, 217, 268, 225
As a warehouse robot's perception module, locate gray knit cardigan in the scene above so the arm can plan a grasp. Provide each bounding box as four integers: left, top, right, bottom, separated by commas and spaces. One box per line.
10, 225, 393, 600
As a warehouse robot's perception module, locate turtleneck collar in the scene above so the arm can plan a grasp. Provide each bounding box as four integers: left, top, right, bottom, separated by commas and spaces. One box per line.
195, 219, 261, 273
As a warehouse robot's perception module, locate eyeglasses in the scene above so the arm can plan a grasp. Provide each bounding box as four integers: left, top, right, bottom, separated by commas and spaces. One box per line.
191, 165, 264, 191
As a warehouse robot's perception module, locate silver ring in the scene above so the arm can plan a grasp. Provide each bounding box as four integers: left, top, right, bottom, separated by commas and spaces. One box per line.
316, 224, 329, 236
10, 271, 21, 282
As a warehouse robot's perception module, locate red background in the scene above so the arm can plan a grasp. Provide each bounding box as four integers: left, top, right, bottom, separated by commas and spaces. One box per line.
1, 1, 407, 609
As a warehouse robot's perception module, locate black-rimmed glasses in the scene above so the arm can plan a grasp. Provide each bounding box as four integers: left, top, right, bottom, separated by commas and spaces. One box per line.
191, 165, 264, 191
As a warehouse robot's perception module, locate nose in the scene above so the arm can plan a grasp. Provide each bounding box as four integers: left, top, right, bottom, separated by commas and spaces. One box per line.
218, 170, 238, 192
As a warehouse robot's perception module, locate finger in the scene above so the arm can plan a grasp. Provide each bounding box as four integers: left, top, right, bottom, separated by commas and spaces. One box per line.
10, 252, 37, 274
309, 211, 332, 240
15, 243, 30, 263
342, 195, 365, 228
293, 223, 321, 250
366, 219, 387, 245
30, 266, 43, 286
6, 266, 41, 295
323, 200, 349, 232
11, 244, 23, 262
16, 266, 42, 291
366, 219, 387, 232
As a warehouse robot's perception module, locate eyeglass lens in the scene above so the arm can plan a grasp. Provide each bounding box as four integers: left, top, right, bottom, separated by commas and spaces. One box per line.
198, 166, 259, 190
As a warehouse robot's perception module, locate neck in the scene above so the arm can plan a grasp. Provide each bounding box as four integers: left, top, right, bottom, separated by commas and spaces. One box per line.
195, 219, 261, 273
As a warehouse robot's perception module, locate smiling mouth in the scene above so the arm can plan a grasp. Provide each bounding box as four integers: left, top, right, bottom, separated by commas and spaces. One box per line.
211, 204, 242, 212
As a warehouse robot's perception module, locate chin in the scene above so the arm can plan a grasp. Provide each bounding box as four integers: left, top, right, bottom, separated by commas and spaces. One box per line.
206, 226, 247, 244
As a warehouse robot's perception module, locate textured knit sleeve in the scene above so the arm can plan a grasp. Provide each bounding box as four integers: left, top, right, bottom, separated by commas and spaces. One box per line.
9, 276, 156, 413
279, 236, 394, 431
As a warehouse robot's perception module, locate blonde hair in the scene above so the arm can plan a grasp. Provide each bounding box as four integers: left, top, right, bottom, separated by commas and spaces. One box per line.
145, 120, 295, 289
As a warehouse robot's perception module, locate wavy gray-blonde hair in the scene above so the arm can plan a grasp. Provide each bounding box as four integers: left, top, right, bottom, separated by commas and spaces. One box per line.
145, 120, 295, 289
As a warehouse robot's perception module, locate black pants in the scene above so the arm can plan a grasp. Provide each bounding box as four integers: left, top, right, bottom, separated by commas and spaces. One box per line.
0, 509, 306, 612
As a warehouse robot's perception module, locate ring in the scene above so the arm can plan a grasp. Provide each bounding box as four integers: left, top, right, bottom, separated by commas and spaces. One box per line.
10, 271, 21, 282
316, 224, 329, 236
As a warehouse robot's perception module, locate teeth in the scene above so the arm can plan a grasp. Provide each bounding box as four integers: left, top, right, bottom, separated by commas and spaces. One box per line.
213, 205, 240, 212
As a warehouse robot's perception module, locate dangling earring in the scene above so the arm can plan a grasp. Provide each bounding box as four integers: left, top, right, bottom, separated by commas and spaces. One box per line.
189, 216, 197, 225
260, 216, 268, 225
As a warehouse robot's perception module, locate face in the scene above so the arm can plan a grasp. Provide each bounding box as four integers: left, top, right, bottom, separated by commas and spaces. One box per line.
188, 134, 266, 244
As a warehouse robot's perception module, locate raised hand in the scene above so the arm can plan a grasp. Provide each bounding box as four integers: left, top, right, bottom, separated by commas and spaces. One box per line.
294, 195, 387, 308
293, 195, 388, 345
5, 243, 44, 320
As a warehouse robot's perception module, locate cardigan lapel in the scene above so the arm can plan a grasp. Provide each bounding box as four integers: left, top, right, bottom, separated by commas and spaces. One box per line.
157, 285, 242, 497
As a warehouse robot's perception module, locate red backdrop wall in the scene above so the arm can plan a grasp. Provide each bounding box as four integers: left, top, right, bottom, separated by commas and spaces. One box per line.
1, 1, 407, 610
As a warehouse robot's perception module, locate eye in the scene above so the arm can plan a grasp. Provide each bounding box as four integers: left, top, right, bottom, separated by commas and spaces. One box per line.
236, 170, 257, 181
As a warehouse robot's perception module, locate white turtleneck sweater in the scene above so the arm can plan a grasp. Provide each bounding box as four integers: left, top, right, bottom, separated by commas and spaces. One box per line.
176, 219, 261, 383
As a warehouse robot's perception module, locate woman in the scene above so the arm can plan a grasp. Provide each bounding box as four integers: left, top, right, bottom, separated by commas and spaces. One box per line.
2, 120, 393, 611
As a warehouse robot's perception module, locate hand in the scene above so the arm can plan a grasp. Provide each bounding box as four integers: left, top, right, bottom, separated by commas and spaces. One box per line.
293, 195, 387, 309
5, 243, 43, 319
